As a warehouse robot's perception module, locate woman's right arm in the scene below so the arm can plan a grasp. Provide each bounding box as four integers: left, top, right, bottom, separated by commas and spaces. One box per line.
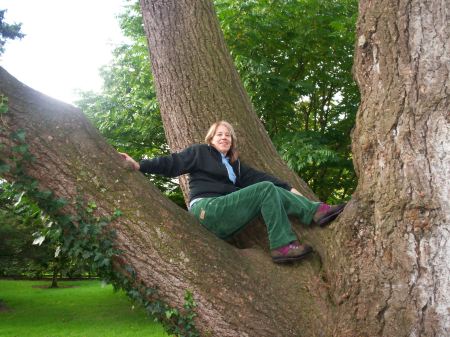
121, 145, 198, 177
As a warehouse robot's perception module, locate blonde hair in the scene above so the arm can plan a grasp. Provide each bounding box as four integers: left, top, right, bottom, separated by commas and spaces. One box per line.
205, 121, 239, 163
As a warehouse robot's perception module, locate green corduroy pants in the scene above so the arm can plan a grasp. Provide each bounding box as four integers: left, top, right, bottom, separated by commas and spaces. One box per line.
190, 181, 320, 250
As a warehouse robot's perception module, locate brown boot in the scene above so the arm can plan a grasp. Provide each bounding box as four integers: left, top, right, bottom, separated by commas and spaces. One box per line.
313, 203, 346, 227
271, 242, 313, 263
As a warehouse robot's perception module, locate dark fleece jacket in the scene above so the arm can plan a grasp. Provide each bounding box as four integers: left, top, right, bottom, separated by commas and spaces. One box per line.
139, 144, 291, 202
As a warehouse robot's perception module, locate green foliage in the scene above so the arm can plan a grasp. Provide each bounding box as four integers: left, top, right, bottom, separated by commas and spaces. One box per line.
0, 9, 25, 55
0, 98, 65, 277
0, 131, 97, 278
215, 0, 359, 201
215, 0, 358, 132
0, 182, 56, 277
275, 130, 355, 202
277, 131, 340, 171
26, 193, 122, 278
122, 276, 199, 337
0, 95, 8, 115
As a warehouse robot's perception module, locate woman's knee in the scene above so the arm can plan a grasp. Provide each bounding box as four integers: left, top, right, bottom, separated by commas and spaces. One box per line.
253, 181, 276, 193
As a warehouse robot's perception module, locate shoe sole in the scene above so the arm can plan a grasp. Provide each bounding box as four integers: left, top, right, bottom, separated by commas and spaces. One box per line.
318, 204, 346, 227
272, 247, 313, 263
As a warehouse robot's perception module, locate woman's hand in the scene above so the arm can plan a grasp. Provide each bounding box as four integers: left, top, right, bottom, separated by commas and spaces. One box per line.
119, 152, 140, 171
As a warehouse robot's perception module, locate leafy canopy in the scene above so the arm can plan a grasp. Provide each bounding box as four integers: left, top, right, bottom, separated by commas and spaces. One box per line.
215, 0, 359, 201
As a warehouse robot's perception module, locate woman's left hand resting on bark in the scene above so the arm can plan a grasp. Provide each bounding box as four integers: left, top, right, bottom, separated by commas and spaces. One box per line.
120, 152, 140, 171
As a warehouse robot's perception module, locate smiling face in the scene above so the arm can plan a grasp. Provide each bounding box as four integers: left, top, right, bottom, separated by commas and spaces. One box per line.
210, 124, 232, 155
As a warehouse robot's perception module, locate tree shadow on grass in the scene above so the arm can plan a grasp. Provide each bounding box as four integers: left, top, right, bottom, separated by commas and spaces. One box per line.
0, 300, 10, 312
31, 284, 80, 289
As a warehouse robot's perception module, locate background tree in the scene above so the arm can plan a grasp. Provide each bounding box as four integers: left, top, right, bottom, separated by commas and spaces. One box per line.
0, 9, 24, 55
0, 180, 93, 285
0, 181, 52, 278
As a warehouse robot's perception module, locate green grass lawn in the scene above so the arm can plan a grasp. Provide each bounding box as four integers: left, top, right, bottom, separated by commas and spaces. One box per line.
0, 279, 170, 337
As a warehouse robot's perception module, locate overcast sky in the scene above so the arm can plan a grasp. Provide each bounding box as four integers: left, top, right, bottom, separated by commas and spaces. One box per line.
0, 0, 127, 104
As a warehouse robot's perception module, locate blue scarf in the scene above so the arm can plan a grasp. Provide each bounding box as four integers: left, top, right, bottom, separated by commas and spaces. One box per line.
221, 153, 236, 184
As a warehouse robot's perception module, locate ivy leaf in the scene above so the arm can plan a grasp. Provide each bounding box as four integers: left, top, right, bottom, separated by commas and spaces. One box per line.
32, 235, 45, 246
13, 191, 26, 207
54, 246, 61, 258
0, 96, 8, 114
0, 162, 10, 174
12, 144, 28, 154
11, 130, 26, 143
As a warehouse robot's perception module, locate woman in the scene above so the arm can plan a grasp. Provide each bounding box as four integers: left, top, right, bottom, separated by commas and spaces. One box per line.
121, 121, 345, 263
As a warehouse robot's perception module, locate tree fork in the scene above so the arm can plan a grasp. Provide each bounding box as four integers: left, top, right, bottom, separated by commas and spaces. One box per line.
139, 0, 450, 335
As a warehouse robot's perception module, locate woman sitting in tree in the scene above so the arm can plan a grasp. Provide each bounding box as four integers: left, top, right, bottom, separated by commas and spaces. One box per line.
121, 121, 345, 263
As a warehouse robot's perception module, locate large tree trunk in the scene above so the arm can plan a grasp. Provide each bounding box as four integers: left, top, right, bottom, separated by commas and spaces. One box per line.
339, 0, 450, 335
1, 0, 448, 335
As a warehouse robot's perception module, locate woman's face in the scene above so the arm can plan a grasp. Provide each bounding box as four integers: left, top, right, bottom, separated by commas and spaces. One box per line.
211, 124, 232, 155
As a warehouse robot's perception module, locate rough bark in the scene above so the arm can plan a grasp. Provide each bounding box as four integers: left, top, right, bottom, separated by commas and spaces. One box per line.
330, 0, 450, 335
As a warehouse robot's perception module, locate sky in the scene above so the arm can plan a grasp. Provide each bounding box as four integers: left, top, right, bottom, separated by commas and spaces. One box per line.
0, 0, 128, 104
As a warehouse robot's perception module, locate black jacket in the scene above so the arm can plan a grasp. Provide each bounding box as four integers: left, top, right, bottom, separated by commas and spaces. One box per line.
139, 144, 291, 202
